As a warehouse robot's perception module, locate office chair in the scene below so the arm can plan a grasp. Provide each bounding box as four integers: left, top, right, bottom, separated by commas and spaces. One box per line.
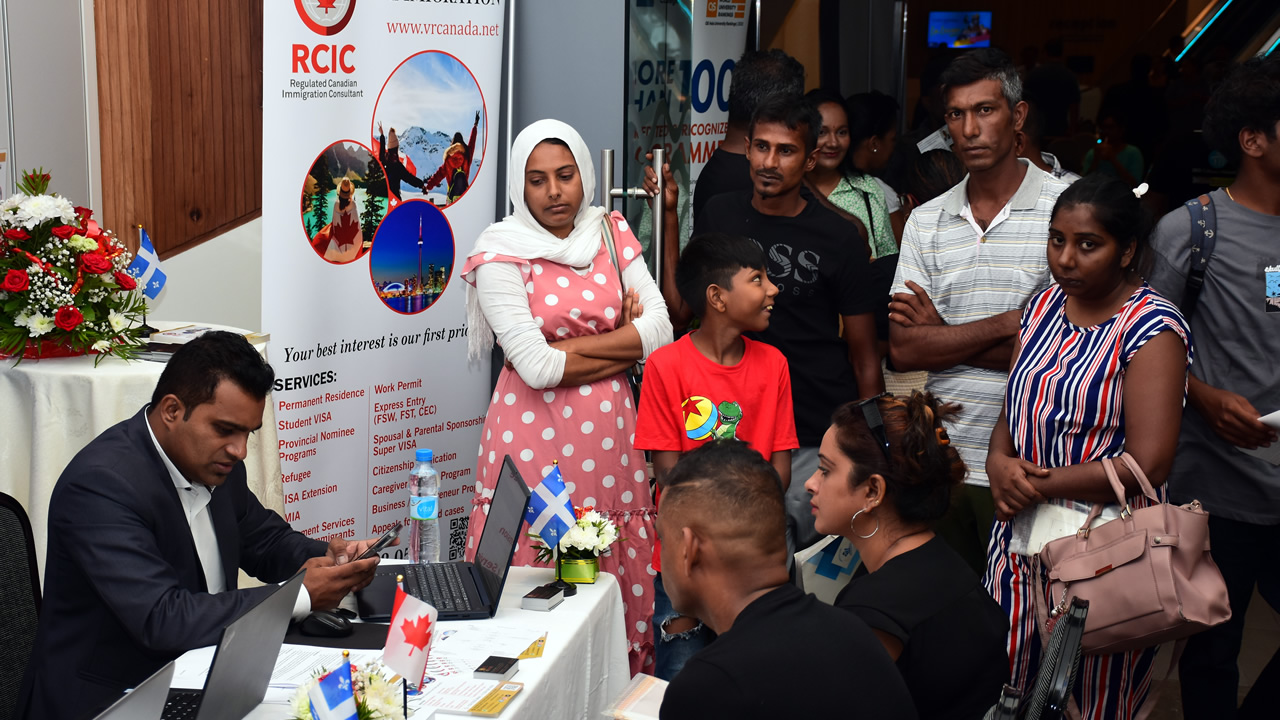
0, 492, 41, 720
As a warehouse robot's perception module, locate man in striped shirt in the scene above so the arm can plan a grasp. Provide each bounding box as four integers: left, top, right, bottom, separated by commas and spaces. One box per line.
888, 48, 1069, 573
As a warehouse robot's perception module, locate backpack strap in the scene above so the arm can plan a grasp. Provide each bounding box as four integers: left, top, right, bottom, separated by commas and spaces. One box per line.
1181, 193, 1217, 320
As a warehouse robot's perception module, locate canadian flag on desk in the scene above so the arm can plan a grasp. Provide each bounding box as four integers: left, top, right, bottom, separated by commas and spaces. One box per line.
383, 585, 438, 688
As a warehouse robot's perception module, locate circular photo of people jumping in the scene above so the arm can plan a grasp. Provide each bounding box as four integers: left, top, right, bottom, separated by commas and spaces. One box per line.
301, 140, 388, 264
369, 199, 454, 314
372, 51, 487, 210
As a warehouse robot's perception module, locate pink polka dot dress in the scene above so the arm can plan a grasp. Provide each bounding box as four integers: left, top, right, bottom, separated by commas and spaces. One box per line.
461, 213, 657, 673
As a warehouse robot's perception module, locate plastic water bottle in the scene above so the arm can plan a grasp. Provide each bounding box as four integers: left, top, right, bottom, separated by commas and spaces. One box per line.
408, 448, 440, 565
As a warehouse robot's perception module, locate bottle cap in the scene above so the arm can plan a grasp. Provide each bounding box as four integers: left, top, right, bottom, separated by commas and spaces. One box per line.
416, 448, 433, 462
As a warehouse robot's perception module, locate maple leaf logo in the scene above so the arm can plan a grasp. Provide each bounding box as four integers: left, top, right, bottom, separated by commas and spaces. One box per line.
317, 0, 337, 13
401, 613, 433, 656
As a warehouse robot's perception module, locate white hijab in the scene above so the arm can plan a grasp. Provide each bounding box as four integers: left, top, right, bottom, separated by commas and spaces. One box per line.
464, 119, 608, 361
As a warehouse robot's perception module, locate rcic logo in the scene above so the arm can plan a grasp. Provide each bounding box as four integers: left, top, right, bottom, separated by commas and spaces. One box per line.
295, 0, 357, 36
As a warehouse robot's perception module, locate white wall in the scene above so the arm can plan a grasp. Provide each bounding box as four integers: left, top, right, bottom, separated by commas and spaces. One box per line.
147, 218, 264, 332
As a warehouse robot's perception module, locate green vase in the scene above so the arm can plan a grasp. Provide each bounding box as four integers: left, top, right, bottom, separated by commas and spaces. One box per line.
559, 556, 599, 584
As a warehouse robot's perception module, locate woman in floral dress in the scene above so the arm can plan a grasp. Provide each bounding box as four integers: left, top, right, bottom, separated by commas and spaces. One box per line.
461, 120, 672, 672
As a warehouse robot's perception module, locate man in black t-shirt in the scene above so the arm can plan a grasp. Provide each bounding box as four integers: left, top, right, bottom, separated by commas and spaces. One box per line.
694, 96, 883, 550
692, 49, 804, 220
657, 441, 915, 720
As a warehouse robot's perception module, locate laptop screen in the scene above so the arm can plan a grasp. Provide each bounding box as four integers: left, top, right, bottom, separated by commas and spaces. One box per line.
473, 455, 530, 600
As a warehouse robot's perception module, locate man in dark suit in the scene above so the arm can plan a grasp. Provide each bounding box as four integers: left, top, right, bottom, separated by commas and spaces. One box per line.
19, 331, 380, 719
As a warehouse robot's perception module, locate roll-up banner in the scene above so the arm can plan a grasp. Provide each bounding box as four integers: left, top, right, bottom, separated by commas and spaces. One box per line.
262, 0, 503, 560
625, 0, 749, 245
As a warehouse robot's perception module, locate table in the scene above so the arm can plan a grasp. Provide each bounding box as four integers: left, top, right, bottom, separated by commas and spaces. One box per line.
0, 323, 284, 576
198, 566, 631, 719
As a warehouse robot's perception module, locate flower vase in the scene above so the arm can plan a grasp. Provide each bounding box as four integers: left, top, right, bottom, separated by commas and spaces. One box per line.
1, 338, 89, 360
558, 556, 599, 584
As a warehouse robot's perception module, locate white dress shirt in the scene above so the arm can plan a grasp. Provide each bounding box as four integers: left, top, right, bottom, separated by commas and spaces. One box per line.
145, 411, 312, 617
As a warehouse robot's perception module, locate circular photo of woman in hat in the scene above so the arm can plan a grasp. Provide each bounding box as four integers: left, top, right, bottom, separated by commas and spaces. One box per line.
369, 199, 454, 315
301, 140, 389, 265
372, 50, 487, 210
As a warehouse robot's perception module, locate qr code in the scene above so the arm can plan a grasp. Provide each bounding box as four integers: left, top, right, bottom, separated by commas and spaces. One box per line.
448, 516, 469, 561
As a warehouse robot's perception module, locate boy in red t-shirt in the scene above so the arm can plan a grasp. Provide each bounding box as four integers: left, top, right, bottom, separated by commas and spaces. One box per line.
635, 232, 798, 679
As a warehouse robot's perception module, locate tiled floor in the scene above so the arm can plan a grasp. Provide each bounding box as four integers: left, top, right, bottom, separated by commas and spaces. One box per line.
1148, 588, 1279, 718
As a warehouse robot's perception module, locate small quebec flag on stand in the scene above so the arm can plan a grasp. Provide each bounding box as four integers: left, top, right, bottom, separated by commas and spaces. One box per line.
524, 464, 576, 550
307, 660, 358, 720
126, 227, 167, 300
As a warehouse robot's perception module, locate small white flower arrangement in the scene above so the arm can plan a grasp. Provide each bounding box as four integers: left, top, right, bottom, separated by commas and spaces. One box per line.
533, 506, 622, 562
290, 661, 405, 720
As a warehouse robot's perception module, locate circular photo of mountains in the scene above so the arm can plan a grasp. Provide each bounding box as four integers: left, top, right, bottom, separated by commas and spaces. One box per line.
372, 51, 488, 211
301, 140, 388, 265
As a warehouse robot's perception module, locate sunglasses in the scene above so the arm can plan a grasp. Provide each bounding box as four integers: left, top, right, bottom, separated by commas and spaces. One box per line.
854, 393, 892, 465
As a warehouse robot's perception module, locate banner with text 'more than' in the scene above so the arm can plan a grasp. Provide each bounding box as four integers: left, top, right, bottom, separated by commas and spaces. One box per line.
262, 0, 504, 561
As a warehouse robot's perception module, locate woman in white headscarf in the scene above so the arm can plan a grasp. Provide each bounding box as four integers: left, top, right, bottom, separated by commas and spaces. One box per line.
461, 120, 671, 673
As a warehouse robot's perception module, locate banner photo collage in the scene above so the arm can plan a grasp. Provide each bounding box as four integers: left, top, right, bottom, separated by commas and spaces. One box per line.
263, 0, 503, 560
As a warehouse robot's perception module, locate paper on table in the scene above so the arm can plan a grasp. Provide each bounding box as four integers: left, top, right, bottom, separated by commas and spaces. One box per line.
602, 674, 668, 720
415, 676, 501, 712
429, 623, 546, 674
170, 645, 383, 699
1240, 409, 1280, 466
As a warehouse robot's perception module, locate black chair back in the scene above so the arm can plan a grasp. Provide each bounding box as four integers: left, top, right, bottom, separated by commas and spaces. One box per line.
0, 493, 40, 720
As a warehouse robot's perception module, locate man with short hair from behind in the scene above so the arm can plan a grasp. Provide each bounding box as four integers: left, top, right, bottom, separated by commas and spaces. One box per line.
19, 331, 382, 720
1146, 54, 1280, 720
888, 48, 1068, 574
694, 96, 884, 555
656, 440, 916, 720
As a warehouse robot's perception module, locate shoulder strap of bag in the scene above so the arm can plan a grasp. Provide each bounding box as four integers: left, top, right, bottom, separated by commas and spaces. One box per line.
600, 215, 627, 288
1181, 194, 1217, 320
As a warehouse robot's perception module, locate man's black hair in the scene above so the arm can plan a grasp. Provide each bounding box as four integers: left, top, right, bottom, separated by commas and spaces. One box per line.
661, 439, 786, 546
151, 331, 275, 419
1022, 99, 1047, 148
727, 49, 805, 128
749, 95, 821, 154
675, 232, 766, 318
939, 47, 1022, 110
1203, 54, 1280, 166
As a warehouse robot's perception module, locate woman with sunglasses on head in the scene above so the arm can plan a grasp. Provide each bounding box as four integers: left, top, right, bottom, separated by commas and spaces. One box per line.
983, 175, 1192, 718
805, 391, 1009, 720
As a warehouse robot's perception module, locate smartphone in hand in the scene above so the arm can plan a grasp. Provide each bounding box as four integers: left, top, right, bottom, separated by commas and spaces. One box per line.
355, 521, 402, 561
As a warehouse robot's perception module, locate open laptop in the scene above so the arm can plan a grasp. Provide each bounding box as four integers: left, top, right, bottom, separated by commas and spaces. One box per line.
357, 454, 531, 621
93, 661, 176, 720
161, 570, 306, 720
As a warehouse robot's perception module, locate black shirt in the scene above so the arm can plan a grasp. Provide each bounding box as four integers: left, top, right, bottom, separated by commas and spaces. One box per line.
660, 584, 917, 720
836, 537, 1010, 720
695, 191, 877, 446
692, 148, 752, 219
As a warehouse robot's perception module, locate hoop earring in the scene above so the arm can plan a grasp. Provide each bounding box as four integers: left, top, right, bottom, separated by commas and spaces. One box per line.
850, 508, 879, 539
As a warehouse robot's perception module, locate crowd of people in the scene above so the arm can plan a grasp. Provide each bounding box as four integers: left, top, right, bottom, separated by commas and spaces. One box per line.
16, 39, 1278, 720
461, 45, 1280, 719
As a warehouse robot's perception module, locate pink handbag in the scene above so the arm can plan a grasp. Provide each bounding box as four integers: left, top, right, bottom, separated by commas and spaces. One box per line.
1036, 453, 1231, 655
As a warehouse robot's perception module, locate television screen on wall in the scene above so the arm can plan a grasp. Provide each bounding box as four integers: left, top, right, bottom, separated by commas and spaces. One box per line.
928, 12, 992, 48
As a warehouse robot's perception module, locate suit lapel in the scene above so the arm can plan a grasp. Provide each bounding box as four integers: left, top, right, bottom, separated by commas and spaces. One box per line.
209, 487, 239, 591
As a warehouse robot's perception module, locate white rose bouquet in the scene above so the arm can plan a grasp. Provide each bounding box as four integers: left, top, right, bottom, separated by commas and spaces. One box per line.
532, 506, 622, 562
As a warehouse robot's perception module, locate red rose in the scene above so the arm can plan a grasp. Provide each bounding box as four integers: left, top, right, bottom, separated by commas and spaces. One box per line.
74, 206, 93, 223
54, 306, 84, 331
3, 228, 30, 242
80, 251, 113, 274
113, 271, 137, 290
2, 269, 29, 292
51, 225, 77, 240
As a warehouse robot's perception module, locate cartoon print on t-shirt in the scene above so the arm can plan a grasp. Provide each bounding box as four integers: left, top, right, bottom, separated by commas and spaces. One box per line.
1265, 264, 1280, 313
682, 395, 743, 441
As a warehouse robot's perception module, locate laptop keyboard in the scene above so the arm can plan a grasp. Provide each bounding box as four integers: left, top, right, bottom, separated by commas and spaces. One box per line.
409, 564, 474, 613
162, 690, 203, 720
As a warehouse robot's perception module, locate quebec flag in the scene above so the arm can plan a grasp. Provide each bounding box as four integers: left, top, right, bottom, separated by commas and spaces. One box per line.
307, 661, 358, 720
524, 464, 576, 550
126, 228, 167, 300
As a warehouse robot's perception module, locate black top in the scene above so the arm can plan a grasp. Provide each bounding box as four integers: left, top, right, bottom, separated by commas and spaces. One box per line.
661, 583, 917, 720
836, 537, 1010, 720
692, 148, 752, 219
695, 191, 877, 446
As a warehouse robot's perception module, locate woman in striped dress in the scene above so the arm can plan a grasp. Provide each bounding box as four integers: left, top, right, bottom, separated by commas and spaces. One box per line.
983, 175, 1192, 718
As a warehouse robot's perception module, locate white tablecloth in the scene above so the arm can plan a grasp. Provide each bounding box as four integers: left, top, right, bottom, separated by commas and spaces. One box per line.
0, 325, 283, 576
218, 566, 630, 719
